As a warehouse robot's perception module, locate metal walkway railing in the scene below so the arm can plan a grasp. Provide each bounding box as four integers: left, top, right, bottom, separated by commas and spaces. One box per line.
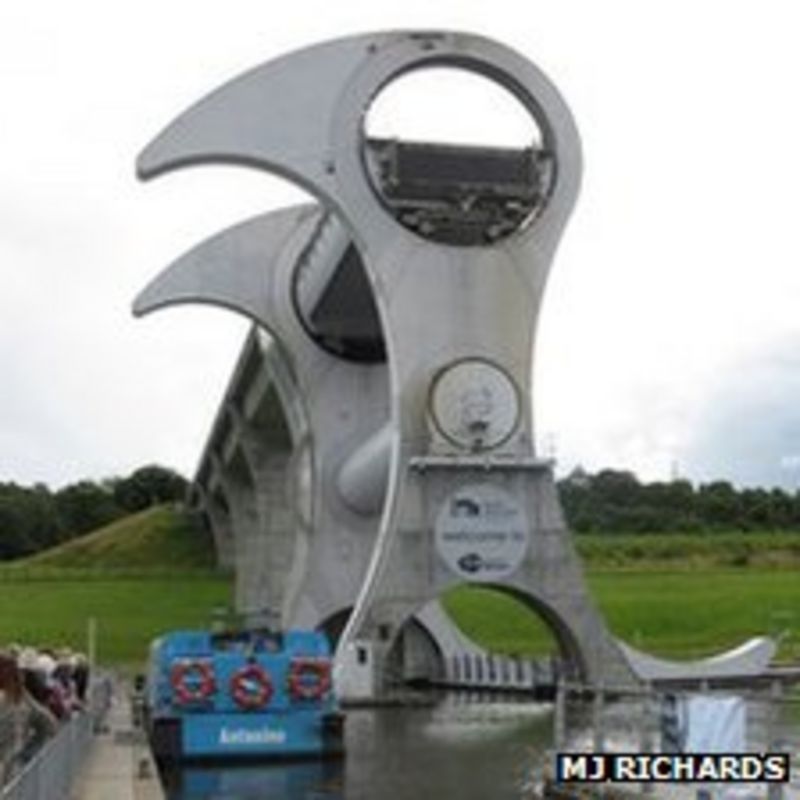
1, 677, 112, 800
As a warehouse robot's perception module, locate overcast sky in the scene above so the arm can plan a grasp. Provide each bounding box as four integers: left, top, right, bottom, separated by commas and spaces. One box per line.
2, 1, 800, 490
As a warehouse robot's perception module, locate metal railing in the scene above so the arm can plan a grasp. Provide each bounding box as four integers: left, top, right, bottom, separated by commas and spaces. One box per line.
1, 675, 112, 800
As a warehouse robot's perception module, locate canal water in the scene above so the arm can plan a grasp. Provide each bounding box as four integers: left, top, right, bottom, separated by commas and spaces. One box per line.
160, 691, 800, 799
161, 694, 553, 799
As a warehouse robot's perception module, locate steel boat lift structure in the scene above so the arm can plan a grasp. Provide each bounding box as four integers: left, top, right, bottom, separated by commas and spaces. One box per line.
134, 31, 776, 701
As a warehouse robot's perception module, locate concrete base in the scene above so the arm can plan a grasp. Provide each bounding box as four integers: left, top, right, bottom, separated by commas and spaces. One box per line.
338, 461, 639, 702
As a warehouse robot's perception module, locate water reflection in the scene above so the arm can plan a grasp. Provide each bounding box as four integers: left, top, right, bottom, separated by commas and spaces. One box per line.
162, 695, 553, 800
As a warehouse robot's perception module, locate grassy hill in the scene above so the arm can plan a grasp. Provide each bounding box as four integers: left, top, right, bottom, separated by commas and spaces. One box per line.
0, 504, 231, 664
5, 504, 219, 573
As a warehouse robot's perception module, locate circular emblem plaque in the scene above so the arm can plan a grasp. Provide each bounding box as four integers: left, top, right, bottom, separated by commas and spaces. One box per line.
435, 484, 528, 581
429, 359, 520, 451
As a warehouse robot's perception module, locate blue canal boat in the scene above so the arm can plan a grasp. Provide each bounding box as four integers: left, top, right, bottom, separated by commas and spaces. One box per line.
144, 628, 344, 762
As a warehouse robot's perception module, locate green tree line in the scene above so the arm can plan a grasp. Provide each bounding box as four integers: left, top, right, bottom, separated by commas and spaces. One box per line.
559, 468, 800, 533
3, 464, 799, 559
0, 465, 187, 559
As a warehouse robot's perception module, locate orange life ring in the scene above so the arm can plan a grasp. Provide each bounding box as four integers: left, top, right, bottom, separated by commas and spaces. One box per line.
287, 658, 331, 701
230, 663, 273, 710
170, 659, 216, 705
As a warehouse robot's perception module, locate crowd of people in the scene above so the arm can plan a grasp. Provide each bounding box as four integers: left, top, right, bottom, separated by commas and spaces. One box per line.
0, 645, 90, 784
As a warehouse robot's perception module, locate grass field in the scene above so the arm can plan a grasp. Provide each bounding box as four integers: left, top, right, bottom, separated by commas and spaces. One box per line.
0, 577, 232, 666
575, 530, 800, 569
0, 504, 231, 665
443, 570, 800, 662
1, 508, 798, 667
0, 569, 794, 668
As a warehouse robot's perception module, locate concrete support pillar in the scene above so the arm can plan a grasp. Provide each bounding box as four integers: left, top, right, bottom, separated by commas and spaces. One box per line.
210, 450, 274, 620
195, 483, 236, 571
225, 403, 296, 624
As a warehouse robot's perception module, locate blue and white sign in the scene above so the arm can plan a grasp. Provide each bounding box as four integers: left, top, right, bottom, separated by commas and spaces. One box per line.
182, 711, 329, 757
435, 484, 528, 581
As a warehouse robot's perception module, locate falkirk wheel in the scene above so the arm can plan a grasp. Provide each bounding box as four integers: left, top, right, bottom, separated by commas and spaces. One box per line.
135, 30, 641, 699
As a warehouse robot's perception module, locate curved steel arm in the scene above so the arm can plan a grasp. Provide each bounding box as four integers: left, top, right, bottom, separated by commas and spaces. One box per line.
136, 31, 581, 261
133, 205, 318, 337
618, 637, 777, 682
136, 34, 375, 208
